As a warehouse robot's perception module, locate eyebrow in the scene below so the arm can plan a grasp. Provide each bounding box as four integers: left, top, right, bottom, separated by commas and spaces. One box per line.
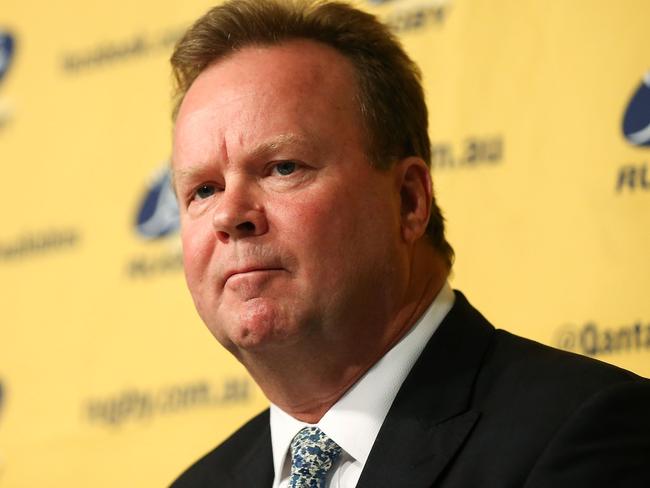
173, 132, 315, 187
248, 133, 313, 159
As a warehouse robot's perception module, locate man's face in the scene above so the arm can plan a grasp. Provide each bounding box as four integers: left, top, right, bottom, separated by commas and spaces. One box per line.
172, 40, 407, 356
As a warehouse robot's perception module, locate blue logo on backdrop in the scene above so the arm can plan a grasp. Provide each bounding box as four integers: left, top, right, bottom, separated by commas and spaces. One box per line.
0, 32, 15, 85
135, 167, 179, 239
622, 70, 650, 147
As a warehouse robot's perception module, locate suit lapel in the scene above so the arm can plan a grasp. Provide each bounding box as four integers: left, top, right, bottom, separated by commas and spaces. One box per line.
230, 414, 274, 488
357, 292, 494, 488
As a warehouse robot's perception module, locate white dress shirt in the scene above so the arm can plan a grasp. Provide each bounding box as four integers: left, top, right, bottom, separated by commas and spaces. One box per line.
270, 282, 455, 488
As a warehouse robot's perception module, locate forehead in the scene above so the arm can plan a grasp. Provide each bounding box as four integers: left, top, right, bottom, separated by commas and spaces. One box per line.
189, 38, 358, 97
172, 40, 365, 164
176, 39, 361, 129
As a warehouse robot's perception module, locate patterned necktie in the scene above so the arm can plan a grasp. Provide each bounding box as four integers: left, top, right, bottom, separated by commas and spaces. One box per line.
289, 426, 342, 488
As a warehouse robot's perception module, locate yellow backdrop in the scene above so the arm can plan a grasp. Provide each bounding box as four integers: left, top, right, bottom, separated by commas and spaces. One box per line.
1, 0, 648, 486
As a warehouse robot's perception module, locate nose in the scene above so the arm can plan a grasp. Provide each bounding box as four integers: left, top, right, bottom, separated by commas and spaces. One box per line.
211, 183, 268, 243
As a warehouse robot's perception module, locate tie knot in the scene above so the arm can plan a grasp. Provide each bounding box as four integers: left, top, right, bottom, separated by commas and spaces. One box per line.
289, 426, 342, 488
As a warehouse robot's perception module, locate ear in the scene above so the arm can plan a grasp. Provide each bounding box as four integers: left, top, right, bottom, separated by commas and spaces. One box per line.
395, 157, 432, 243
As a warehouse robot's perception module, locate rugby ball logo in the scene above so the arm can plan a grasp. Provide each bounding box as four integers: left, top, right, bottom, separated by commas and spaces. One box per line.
0, 32, 15, 85
136, 167, 180, 239
622, 70, 650, 147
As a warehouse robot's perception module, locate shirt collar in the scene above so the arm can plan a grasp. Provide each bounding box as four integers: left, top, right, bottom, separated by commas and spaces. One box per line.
270, 282, 455, 479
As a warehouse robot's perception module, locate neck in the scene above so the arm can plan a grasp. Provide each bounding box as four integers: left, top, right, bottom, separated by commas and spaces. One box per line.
240, 241, 448, 423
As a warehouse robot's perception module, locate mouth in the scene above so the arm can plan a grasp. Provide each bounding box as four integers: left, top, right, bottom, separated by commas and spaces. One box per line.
223, 266, 285, 285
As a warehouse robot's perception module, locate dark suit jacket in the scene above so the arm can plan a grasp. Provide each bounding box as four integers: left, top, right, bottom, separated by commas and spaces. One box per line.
171, 292, 650, 487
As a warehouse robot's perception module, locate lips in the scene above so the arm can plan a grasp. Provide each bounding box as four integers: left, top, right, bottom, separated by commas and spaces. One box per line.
223, 266, 284, 286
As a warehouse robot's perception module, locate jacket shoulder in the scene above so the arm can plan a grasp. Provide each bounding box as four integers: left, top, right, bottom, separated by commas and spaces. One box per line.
474, 328, 643, 414
491, 329, 639, 388
438, 299, 650, 486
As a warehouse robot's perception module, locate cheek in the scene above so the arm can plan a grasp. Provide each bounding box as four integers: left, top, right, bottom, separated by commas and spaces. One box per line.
180, 220, 215, 286
273, 189, 362, 276
275, 192, 344, 243
289, 185, 384, 241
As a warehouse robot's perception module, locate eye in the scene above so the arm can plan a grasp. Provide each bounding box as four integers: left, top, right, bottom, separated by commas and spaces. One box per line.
194, 184, 216, 200
273, 161, 297, 176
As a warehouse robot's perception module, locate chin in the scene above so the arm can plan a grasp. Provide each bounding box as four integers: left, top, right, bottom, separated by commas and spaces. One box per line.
223, 298, 292, 352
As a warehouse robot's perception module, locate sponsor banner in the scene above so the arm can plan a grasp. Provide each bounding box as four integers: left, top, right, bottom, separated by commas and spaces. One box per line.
0, 228, 80, 262
375, 0, 453, 34
124, 164, 184, 278
431, 135, 504, 170
0, 30, 16, 129
61, 27, 186, 74
135, 166, 179, 240
616, 70, 650, 192
1, 0, 648, 486
0, 378, 4, 480
555, 321, 650, 359
622, 70, 650, 147
0, 31, 15, 85
85, 377, 251, 428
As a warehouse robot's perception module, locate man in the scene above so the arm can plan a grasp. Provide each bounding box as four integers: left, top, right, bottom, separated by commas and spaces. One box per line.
169, 1, 650, 486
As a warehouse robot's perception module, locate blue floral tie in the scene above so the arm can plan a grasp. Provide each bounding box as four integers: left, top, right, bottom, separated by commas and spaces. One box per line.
289, 426, 342, 488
